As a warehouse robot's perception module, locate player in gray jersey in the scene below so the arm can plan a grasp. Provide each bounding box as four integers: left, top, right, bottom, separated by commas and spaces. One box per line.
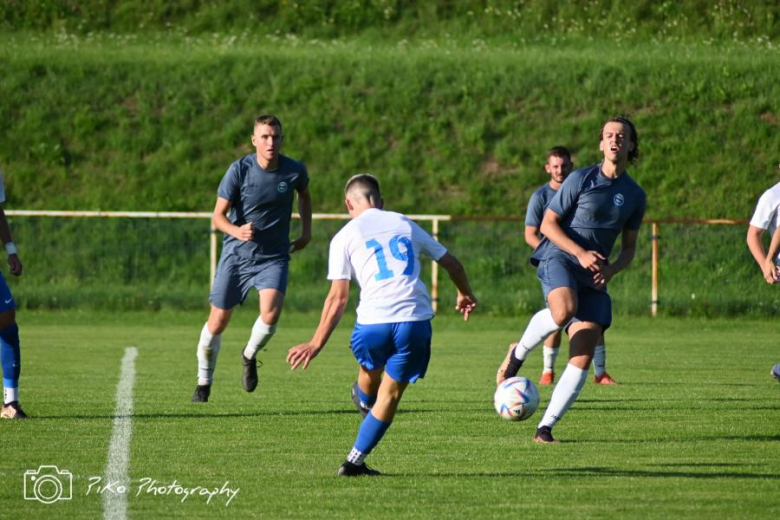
192, 115, 312, 403
521, 147, 572, 386
497, 116, 646, 443
512, 146, 617, 386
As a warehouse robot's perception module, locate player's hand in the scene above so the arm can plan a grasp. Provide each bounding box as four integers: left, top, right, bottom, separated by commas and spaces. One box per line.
455, 293, 477, 321
762, 259, 779, 284
7, 254, 22, 276
592, 264, 615, 289
289, 234, 311, 254
236, 223, 254, 241
286, 343, 322, 370
576, 250, 606, 272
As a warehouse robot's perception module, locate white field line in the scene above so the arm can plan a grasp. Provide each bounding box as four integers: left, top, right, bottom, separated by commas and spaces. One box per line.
103, 347, 138, 520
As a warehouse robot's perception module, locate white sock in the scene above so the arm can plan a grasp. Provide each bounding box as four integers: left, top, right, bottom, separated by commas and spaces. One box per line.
346, 447, 366, 466
513, 308, 562, 362
4, 386, 18, 405
593, 344, 606, 377
543, 346, 559, 372
538, 363, 588, 429
242, 318, 276, 360
197, 323, 222, 386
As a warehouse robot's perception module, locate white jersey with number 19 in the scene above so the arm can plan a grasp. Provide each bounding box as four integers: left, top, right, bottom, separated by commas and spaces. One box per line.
327, 208, 447, 325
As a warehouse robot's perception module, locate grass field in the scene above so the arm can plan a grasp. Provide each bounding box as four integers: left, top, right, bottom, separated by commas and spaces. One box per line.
1, 310, 779, 519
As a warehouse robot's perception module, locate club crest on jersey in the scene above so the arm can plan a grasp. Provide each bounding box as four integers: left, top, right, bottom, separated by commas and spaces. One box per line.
277, 181, 289, 193
613, 194, 625, 207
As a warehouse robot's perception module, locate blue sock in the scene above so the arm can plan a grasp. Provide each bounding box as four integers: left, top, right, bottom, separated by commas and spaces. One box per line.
1, 324, 20, 394
354, 412, 392, 456
356, 386, 377, 408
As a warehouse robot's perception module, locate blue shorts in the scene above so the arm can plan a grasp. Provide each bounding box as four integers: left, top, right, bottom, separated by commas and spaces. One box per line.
0, 273, 14, 312
350, 320, 432, 384
537, 257, 612, 330
209, 254, 288, 310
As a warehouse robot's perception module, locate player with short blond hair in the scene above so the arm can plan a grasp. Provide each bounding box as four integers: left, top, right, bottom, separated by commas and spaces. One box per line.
191, 115, 312, 402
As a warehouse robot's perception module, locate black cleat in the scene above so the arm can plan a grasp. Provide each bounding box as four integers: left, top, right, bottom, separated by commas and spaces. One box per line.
534, 426, 559, 444
1, 401, 28, 419
350, 382, 371, 418
337, 461, 381, 477
242, 355, 260, 393
191, 384, 211, 403
496, 342, 525, 385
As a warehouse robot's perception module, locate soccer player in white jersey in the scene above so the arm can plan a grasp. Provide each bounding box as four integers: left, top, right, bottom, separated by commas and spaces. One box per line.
747, 165, 780, 382
192, 115, 312, 403
286, 174, 477, 476
0, 168, 26, 419
519, 146, 616, 386
497, 116, 646, 443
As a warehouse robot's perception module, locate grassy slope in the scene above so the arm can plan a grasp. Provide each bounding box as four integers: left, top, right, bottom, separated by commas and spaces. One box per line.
2, 311, 779, 518
1, 37, 779, 219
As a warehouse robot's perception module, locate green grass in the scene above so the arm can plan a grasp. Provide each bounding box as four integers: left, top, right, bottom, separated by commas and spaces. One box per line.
1, 36, 778, 219
2, 310, 779, 518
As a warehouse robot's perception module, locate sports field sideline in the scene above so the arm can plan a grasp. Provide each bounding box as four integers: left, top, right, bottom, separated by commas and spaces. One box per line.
2, 310, 778, 519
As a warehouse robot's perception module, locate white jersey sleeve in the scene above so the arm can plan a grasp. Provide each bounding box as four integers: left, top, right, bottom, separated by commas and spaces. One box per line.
750, 183, 780, 234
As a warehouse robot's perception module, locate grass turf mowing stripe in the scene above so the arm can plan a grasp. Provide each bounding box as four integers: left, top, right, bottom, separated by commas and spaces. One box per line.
103, 347, 137, 520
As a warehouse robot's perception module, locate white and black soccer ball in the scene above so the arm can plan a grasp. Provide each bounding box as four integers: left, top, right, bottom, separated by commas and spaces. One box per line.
494, 376, 540, 421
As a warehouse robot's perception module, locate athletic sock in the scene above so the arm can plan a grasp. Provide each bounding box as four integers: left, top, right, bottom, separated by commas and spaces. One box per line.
538, 363, 588, 429
356, 385, 377, 408
593, 344, 606, 377
242, 318, 276, 360
513, 309, 562, 362
543, 346, 559, 373
347, 412, 392, 465
197, 323, 222, 386
3, 386, 18, 405
0, 324, 20, 405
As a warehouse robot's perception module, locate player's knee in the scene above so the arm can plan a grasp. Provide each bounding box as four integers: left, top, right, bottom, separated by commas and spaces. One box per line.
550, 307, 574, 327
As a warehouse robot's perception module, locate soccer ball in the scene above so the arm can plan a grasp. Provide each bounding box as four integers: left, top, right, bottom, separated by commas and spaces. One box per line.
494, 377, 540, 421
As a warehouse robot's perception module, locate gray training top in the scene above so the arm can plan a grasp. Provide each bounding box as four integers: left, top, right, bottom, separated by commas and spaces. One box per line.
531, 164, 646, 266
525, 183, 558, 228
217, 153, 309, 262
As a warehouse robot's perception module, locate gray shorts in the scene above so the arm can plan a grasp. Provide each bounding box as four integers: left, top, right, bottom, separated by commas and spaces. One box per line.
209, 254, 289, 310
537, 256, 612, 330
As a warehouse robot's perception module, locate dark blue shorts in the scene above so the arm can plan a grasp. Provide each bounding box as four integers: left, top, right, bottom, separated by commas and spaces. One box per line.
537, 257, 612, 330
209, 254, 288, 310
350, 320, 432, 383
0, 272, 14, 312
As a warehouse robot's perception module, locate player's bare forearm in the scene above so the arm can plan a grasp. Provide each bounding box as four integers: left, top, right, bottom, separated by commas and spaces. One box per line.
746, 226, 767, 269
437, 253, 477, 319
0, 208, 22, 276
286, 280, 349, 370
524, 226, 541, 250
212, 197, 254, 241
540, 211, 604, 270
291, 188, 313, 252
0, 208, 13, 246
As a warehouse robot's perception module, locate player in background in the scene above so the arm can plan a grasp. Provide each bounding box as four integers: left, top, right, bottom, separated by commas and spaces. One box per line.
747, 167, 780, 382
520, 146, 616, 386
497, 116, 646, 443
286, 174, 477, 476
0, 168, 25, 419
192, 115, 312, 402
